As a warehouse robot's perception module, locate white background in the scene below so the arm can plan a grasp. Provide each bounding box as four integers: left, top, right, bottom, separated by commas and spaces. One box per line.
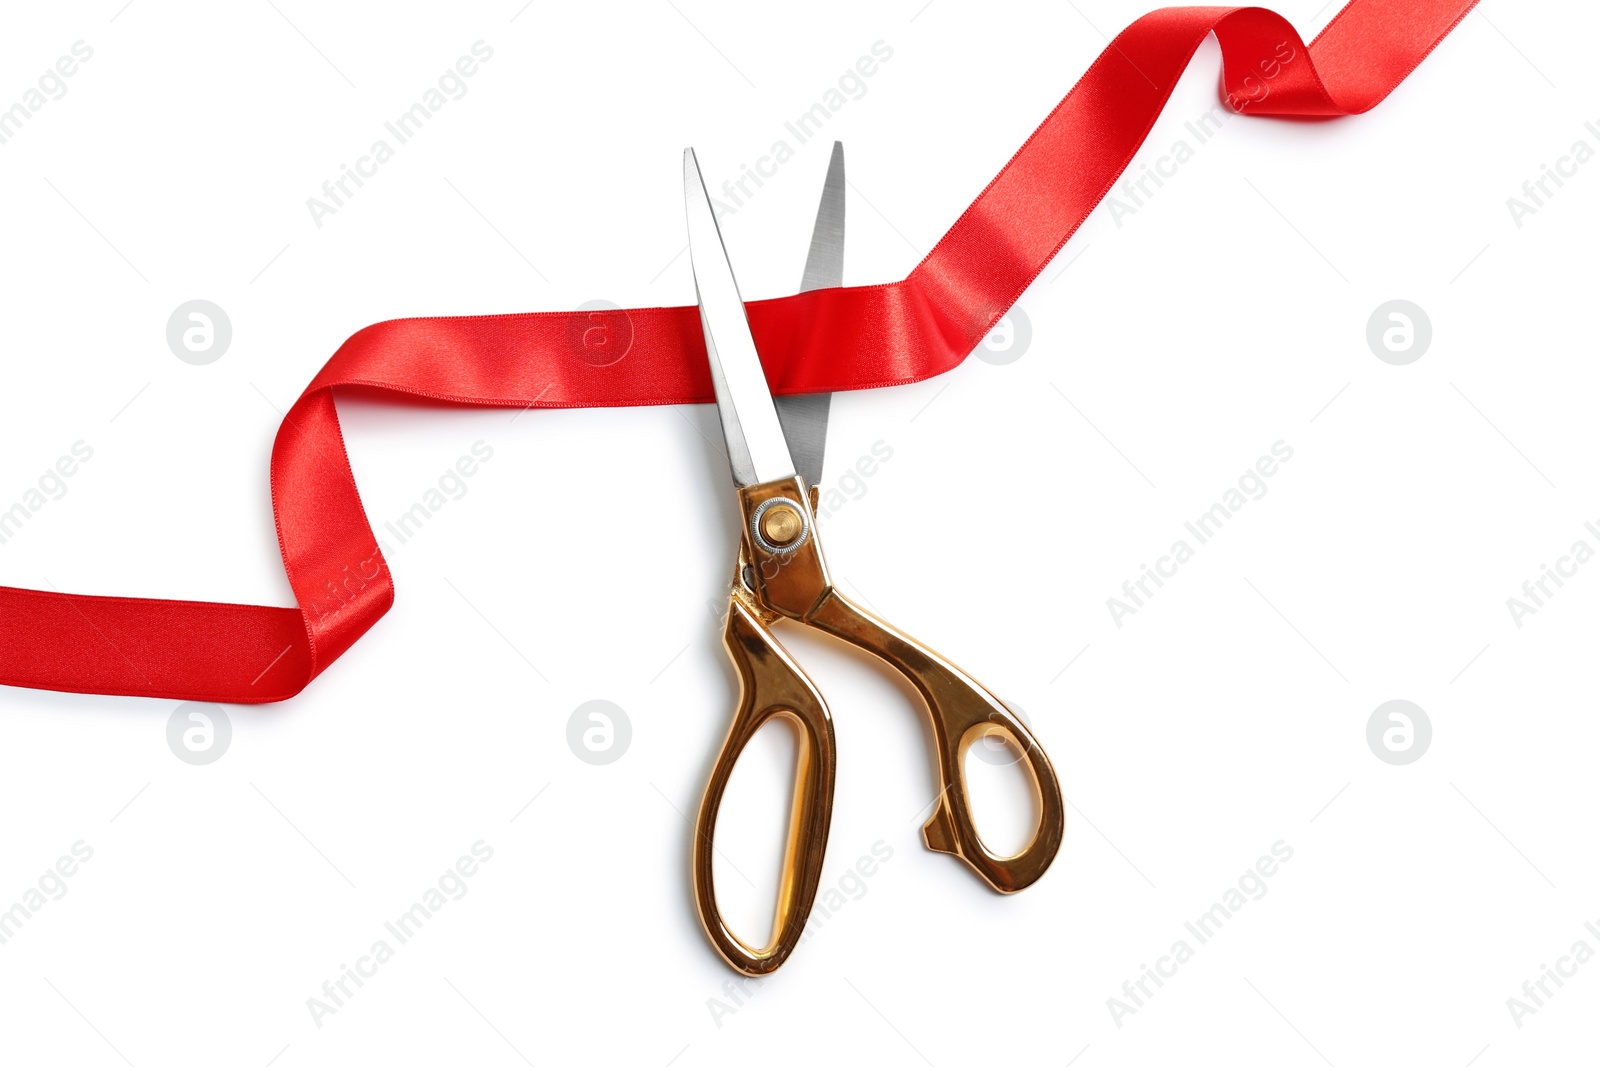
0, 1, 1595, 1064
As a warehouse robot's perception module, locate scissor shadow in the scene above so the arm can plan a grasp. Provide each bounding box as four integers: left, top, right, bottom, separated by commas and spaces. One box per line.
675, 402, 746, 563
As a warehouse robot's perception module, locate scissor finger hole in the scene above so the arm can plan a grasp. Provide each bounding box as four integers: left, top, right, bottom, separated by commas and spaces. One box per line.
712, 713, 802, 951
958, 724, 1043, 859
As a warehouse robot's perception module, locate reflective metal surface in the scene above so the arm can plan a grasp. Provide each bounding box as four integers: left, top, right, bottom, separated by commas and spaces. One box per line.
684, 148, 797, 487
775, 140, 846, 490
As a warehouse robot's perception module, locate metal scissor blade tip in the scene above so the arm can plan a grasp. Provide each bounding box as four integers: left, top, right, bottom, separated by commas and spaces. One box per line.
684, 148, 798, 488
801, 144, 846, 294
683, 148, 710, 216
777, 141, 847, 491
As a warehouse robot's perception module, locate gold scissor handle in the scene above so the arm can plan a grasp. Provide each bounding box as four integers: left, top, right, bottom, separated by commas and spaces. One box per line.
692, 593, 836, 976
806, 589, 1065, 893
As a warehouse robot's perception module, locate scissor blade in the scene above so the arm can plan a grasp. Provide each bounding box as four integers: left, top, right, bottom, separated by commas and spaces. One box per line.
776, 141, 845, 490
800, 141, 845, 293
685, 148, 797, 489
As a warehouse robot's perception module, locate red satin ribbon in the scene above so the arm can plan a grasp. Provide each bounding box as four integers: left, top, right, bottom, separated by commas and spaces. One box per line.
0, 0, 1478, 704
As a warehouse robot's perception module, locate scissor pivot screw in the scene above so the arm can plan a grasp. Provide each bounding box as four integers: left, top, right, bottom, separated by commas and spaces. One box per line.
762, 506, 803, 545
750, 497, 810, 555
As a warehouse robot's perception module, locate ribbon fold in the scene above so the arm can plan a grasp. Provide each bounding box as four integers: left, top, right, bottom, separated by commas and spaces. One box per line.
0, 0, 1478, 704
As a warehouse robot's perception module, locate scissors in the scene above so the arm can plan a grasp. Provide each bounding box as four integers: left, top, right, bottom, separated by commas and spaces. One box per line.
684, 143, 1065, 976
